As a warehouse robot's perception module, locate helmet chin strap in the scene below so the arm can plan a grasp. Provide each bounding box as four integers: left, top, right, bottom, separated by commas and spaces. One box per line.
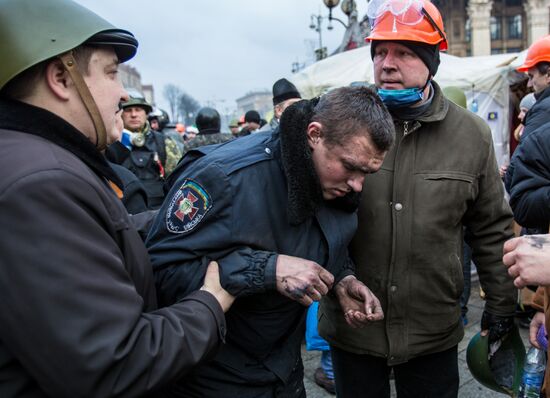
58, 51, 108, 151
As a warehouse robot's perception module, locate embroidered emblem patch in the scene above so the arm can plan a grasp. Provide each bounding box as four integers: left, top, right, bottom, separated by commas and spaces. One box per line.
166, 179, 212, 234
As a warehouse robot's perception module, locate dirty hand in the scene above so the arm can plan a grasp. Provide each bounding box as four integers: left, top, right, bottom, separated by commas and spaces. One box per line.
335, 275, 384, 328
275, 254, 334, 306
480, 311, 514, 344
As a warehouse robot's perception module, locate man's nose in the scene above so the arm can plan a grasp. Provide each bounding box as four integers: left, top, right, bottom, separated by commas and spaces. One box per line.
347, 175, 365, 193
382, 52, 396, 70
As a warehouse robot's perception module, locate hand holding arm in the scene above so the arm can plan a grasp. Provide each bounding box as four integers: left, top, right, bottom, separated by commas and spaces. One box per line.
275, 254, 334, 306
200, 261, 235, 312
335, 275, 384, 328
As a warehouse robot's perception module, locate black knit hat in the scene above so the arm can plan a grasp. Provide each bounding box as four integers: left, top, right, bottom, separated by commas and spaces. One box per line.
370, 40, 441, 77
272, 78, 301, 105
244, 110, 261, 124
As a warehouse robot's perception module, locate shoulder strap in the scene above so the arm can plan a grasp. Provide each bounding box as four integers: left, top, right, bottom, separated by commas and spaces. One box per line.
152, 131, 167, 166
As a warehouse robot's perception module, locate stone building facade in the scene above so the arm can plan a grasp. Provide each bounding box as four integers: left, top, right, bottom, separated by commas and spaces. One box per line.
434, 0, 550, 56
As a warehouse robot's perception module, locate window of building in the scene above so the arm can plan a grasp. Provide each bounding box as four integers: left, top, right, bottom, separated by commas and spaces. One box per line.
507, 15, 522, 39
490, 16, 502, 40
453, 20, 461, 39
465, 19, 471, 43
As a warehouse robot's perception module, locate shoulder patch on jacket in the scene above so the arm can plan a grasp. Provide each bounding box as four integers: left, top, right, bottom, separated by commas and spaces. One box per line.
165, 179, 212, 234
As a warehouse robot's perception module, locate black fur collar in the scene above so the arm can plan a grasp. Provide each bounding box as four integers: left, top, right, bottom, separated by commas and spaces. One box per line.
279, 98, 361, 226
0, 98, 123, 189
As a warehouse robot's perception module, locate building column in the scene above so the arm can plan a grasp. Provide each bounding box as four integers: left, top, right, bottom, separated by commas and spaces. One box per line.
467, 0, 493, 56
524, 0, 550, 45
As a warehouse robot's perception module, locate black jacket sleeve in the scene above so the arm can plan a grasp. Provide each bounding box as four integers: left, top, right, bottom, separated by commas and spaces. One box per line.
0, 169, 225, 397
147, 162, 279, 305
508, 126, 550, 229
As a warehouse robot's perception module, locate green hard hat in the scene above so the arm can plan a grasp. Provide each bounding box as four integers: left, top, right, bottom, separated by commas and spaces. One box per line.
466, 325, 526, 396
121, 89, 153, 114
442, 86, 468, 109
0, 0, 138, 90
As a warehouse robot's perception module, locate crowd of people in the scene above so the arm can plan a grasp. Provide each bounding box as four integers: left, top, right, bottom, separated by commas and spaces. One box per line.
4, 0, 550, 397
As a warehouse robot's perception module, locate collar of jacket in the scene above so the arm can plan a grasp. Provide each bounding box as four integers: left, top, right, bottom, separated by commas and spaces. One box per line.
278, 98, 361, 226
0, 98, 123, 189
535, 85, 550, 102
198, 128, 221, 135
391, 81, 449, 124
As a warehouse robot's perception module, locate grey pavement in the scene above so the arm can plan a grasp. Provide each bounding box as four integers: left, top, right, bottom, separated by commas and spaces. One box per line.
303, 279, 531, 397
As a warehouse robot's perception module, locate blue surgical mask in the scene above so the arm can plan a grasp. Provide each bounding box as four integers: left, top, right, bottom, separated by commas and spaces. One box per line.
377, 87, 424, 109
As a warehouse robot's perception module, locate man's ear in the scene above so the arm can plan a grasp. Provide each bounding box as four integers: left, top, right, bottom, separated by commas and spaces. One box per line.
44, 59, 72, 101
306, 121, 322, 149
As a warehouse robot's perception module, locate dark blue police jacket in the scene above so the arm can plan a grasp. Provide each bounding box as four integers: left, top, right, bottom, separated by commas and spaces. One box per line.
146, 128, 356, 389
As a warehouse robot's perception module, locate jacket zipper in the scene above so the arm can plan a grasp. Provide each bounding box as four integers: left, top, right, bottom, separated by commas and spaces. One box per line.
403, 121, 409, 136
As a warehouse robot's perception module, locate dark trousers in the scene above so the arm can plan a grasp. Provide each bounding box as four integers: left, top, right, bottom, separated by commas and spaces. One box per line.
331, 345, 459, 398
162, 357, 306, 398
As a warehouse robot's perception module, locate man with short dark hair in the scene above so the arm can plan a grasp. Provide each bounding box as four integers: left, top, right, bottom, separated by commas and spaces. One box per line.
147, 86, 395, 397
320, 1, 516, 396
0, 0, 233, 396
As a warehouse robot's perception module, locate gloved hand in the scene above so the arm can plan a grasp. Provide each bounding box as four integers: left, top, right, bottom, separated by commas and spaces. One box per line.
481, 311, 515, 344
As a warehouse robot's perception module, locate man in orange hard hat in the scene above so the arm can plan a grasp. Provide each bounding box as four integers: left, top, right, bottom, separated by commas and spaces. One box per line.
505, 35, 550, 241
318, 0, 516, 396
513, 35, 550, 139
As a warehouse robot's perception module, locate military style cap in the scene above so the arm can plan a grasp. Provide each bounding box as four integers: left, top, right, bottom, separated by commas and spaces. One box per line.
0, 0, 138, 90
121, 96, 153, 114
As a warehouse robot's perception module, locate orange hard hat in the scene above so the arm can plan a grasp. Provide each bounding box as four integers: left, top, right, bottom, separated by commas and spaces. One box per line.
175, 123, 185, 133
366, 0, 448, 51
517, 35, 550, 72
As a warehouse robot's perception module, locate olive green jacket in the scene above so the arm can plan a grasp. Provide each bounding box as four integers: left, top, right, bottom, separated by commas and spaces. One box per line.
319, 82, 515, 365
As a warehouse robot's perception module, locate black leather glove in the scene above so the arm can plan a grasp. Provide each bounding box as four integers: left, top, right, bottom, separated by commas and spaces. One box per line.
481, 311, 515, 344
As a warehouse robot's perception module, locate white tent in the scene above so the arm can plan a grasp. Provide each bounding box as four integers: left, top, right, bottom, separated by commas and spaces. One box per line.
291, 45, 527, 166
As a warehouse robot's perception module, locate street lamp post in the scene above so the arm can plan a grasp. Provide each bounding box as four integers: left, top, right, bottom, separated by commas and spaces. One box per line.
309, 14, 327, 61
323, 0, 357, 29
308, 0, 358, 61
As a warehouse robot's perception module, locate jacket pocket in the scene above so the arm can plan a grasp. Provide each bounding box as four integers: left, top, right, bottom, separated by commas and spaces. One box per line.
415, 171, 476, 227
422, 172, 474, 183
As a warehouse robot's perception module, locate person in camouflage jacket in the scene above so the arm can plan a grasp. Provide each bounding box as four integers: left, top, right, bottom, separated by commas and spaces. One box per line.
183, 107, 233, 155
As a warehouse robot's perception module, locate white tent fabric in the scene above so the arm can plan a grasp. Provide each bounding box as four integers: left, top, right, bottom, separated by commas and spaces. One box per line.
291, 45, 527, 166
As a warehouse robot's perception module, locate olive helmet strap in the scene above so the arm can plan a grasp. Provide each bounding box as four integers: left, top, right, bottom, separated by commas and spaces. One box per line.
58, 51, 108, 150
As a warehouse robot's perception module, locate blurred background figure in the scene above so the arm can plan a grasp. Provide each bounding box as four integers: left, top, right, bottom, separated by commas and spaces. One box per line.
183, 107, 233, 154
106, 93, 183, 209
260, 78, 302, 132
237, 110, 261, 136
514, 93, 536, 142
229, 118, 240, 136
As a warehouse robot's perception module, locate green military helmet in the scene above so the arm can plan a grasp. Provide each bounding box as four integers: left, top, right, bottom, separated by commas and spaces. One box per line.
442, 86, 468, 109
0, 0, 138, 90
121, 89, 153, 114
466, 325, 526, 396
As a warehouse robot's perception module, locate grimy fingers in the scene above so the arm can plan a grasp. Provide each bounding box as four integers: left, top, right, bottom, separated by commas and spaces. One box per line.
306, 285, 323, 301
318, 268, 334, 290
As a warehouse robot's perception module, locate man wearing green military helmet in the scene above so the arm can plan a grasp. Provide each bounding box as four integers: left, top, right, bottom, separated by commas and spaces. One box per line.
106, 92, 184, 209
0, 0, 233, 396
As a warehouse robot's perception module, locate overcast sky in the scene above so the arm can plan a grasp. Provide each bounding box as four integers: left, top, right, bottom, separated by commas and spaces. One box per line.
73, 0, 368, 113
